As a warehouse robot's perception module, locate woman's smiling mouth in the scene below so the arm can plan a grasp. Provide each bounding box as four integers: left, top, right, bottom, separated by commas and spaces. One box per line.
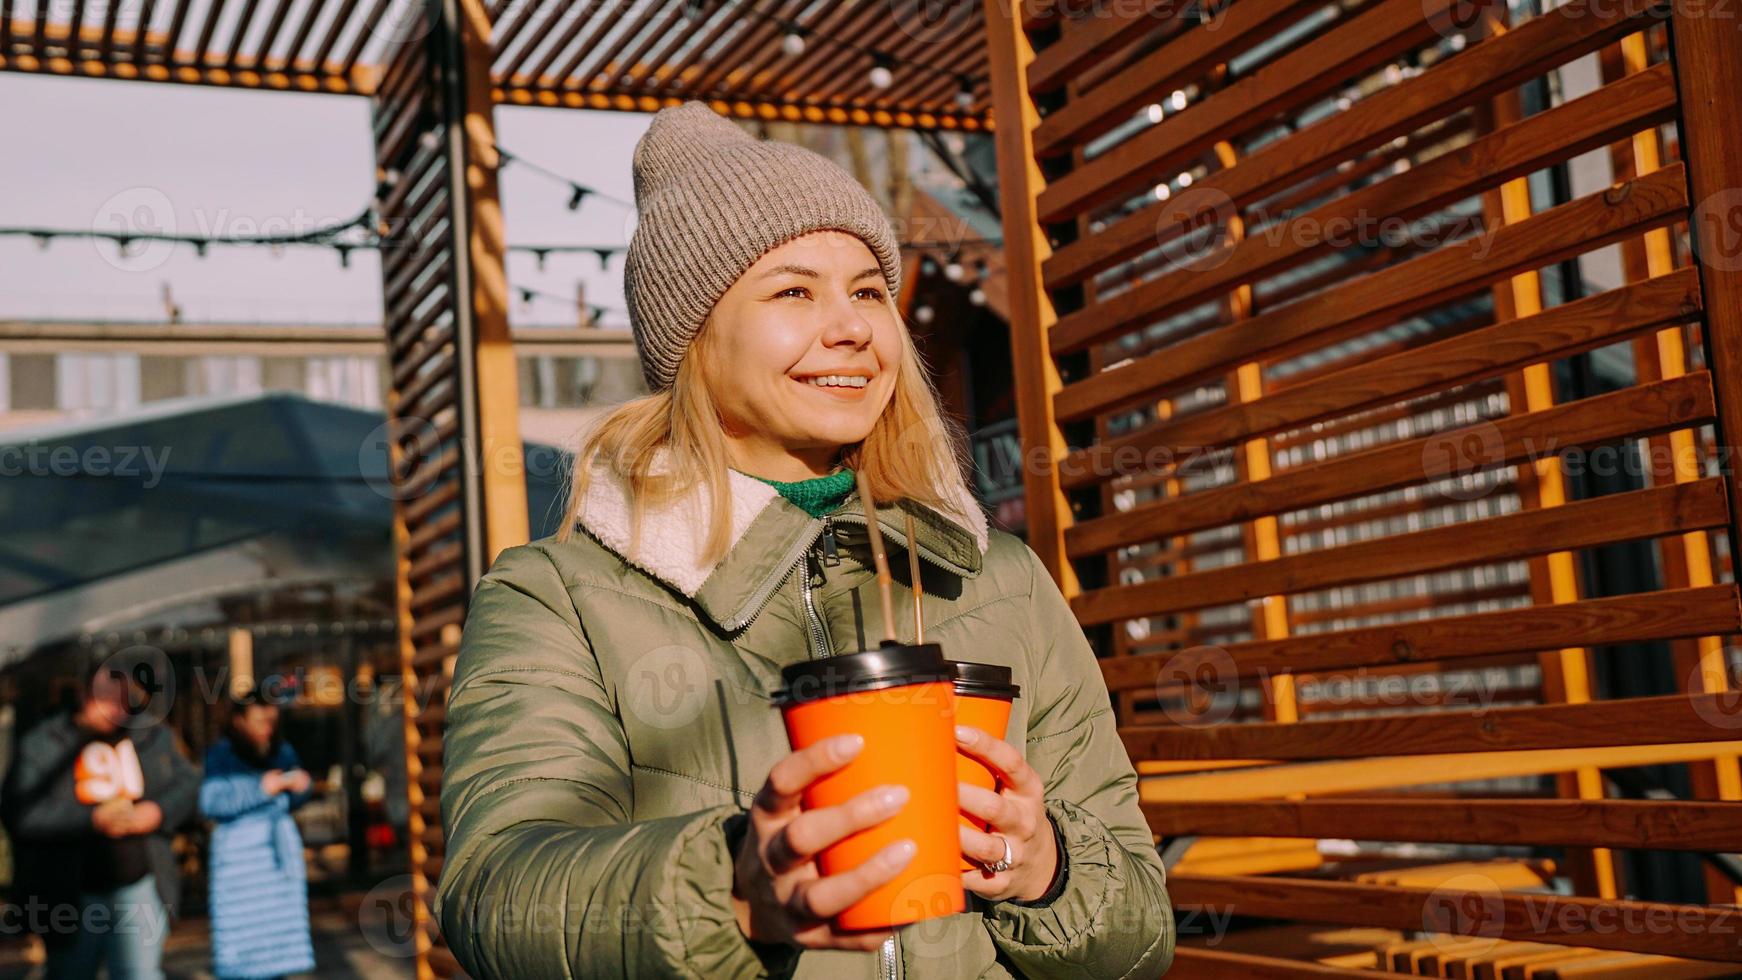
792, 373, 873, 398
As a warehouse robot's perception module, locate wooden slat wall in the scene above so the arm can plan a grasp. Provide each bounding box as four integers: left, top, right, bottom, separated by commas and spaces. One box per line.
371, 0, 521, 974
983, 0, 1742, 972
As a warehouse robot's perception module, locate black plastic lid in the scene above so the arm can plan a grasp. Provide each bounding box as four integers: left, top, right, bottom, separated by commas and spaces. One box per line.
947, 659, 1021, 700
772, 643, 951, 706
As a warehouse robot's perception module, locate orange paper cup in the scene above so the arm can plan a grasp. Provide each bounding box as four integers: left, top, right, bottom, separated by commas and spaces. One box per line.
946, 660, 1021, 872
774, 643, 965, 931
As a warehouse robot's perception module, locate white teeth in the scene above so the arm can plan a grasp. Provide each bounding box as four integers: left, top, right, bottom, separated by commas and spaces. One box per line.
802, 375, 869, 388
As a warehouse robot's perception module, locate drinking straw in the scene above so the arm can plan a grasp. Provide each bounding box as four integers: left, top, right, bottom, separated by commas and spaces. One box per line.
854, 470, 901, 645
904, 512, 925, 643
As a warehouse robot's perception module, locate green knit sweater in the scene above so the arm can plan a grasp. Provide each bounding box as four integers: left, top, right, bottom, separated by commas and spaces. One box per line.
741, 467, 855, 518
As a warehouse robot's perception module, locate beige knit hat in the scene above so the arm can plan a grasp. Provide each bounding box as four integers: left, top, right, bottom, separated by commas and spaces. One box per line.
623, 100, 906, 392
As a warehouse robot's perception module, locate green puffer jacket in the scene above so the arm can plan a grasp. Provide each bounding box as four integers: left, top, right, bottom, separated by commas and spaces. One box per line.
436, 456, 1175, 979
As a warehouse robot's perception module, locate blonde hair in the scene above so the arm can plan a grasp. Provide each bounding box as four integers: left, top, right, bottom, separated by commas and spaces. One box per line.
555, 293, 971, 566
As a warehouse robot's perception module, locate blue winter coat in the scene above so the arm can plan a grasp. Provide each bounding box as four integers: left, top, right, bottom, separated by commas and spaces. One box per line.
199, 737, 317, 979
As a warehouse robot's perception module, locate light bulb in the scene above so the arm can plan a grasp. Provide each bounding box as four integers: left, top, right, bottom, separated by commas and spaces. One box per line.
968, 288, 986, 306
913, 305, 934, 324
782, 31, 805, 56
1170, 89, 1187, 111
869, 65, 893, 89
1146, 103, 1163, 124
944, 261, 964, 281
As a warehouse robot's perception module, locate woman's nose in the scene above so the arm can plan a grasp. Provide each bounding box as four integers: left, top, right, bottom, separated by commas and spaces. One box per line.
819, 304, 874, 348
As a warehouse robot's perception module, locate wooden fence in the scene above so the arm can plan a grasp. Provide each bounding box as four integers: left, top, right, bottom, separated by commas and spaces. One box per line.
984, 0, 1742, 972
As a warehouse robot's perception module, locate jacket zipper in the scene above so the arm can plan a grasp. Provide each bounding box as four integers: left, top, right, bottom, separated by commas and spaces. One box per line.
830, 512, 973, 578
730, 510, 970, 634
880, 934, 901, 980
799, 547, 834, 660
806, 519, 900, 980
725, 517, 824, 632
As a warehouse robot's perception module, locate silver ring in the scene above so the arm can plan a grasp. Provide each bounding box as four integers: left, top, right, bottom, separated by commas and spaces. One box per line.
985, 834, 1013, 874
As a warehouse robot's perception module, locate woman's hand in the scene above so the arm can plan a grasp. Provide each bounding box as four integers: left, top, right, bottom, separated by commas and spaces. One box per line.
732, 733, 916, 952
91, 798, 135, 838
284, 769, 312, 794
260, 769, 286, 795
955, 724, 1060, 903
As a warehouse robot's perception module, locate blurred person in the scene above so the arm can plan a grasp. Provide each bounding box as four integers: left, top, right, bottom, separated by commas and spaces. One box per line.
1, 657, 199, 979
199, 687, 317, 979
435, 101, 1174, 979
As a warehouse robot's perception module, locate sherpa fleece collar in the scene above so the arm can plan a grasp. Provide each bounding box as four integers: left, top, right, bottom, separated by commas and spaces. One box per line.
572, 450, 989, 631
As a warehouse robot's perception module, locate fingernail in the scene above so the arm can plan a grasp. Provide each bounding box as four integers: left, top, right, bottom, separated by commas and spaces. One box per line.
878, 785, 910, 810
885, 839, 917, 866
833, 733, 865, 759
955, 725, 973, 743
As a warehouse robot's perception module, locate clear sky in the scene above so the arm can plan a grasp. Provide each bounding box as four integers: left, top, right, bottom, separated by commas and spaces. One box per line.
0, 72, 648, 329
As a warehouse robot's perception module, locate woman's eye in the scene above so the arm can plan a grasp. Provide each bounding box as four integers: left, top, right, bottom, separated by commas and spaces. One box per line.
777, 286, 810, 299
856, 288, 885, 301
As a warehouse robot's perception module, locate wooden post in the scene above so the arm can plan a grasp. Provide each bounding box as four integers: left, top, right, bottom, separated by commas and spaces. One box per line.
1602, 27, 1742, 905
226, 627, 254, 699
441, 0, 527, 574
1670, 0, 1742, 561
981, 0, 1077, 595
372, 0, 522, 972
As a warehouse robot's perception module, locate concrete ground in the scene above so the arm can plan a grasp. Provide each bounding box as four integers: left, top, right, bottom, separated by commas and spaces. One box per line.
0, 895, 416, 980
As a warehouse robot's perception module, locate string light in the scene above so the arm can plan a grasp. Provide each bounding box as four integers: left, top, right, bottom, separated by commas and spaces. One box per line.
5, 223, 992, 262
782, 29, 807, 56
3, 129, 1002, 282
705, 0, 982, 105
493, 143, 635, 213
511, 283, 625, 323
868, 52, 894, 90
955, 75, 976, 109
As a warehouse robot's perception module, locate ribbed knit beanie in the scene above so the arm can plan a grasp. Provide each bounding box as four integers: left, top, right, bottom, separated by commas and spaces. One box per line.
623, 100, 906, 392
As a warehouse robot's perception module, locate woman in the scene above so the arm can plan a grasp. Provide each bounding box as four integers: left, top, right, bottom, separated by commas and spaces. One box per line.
199, 688, 317, 979
437, 100, 1174, 980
